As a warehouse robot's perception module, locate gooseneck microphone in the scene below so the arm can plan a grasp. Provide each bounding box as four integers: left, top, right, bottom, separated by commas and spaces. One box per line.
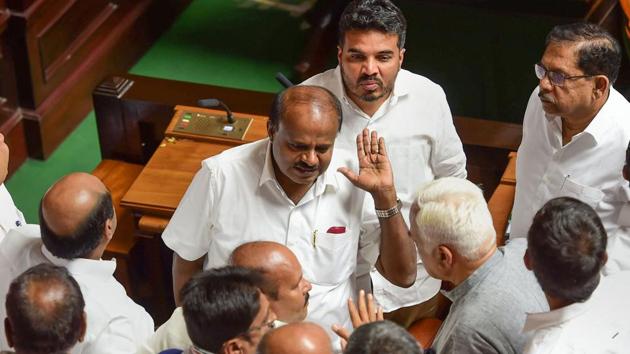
197, 98, 235, 124
275, 72, 294, 88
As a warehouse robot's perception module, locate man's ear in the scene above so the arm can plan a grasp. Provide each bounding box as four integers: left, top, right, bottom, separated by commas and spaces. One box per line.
223, 338, 244, 354
267, 121, 274, 142
104, 217, 115, 243
5, 318, 13, 348
337, 45, 343, 64
593, 75, 609, 99
524, 249, 533, 271
437, 245, 453, 269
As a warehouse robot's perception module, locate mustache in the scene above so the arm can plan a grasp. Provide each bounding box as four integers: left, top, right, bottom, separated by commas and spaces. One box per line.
295, 162, 317, 171
538, 91, 555, 103
358, 75, 383, 86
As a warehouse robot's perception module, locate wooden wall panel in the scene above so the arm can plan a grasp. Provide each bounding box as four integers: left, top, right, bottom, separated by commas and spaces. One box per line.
3, 0, 191, 159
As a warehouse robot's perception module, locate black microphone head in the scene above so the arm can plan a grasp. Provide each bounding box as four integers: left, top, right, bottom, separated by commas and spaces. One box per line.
197, 98, 220, 107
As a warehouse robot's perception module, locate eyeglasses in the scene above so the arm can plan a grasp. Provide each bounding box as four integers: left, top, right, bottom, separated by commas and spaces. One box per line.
236, 318, 276, 339
534, 63, 593, 87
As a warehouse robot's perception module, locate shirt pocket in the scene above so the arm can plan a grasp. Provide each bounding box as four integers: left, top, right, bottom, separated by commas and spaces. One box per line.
560, 177, 604, 208
306, 227, 358, 286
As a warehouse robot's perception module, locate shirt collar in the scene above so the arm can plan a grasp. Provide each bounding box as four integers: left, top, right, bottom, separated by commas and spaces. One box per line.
331, 66, 410, 113
543, 88, 617, 145
258, 140, 339, 195
442, 249, 502, 302
41, 245, 116, 277
522, 300, 590, 333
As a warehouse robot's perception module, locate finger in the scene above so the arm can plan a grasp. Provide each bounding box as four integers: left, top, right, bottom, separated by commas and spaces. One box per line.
347, 298, 361, 327
366, 293, 376, 322
332, 324, 351, 341
337, 167, 360, 186
362, 129, 371, 158
378, 136, 388, 157
370, 130, 379, 155
356, 132, 366, 157
377, 306, 384, 321
340, 337, 348, 352
358, 289, 369, 322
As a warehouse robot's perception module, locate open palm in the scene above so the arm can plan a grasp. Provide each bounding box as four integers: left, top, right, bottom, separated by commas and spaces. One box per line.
338, 129, 394, 194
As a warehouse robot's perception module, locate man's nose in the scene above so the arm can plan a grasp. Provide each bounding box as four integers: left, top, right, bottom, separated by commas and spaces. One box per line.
301, 150, 317, 166
361, 57, 378, 76
539, 75, 553, 91
303, 278, 312, 292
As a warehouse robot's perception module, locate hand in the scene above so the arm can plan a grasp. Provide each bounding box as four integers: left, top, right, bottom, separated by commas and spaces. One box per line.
332, 290, 384, 350
338, 129, 396, 205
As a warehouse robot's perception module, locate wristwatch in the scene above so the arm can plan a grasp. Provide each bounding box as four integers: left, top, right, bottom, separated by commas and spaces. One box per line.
375, 198, 403, 219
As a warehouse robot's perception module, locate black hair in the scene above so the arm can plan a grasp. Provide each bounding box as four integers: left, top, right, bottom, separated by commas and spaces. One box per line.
345, 320, 423, 354
181, 266, 265, 353
268, 85, 342, 134
527, 197, 607, 303
545, 22, 621, 84
338, 0, 407, 48
6, 263, 85, 354
39, 191, 114, 259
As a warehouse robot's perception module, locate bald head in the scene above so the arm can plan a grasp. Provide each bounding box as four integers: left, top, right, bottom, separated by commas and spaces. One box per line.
39, 173, 115, 259
268, 85, 342, 134
229, 242, 312, 322
5, 264, 86, 354
258, 322, 333, 354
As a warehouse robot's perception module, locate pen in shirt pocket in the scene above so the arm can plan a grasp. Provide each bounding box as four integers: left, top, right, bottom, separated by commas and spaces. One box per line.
560, 174, 571, 191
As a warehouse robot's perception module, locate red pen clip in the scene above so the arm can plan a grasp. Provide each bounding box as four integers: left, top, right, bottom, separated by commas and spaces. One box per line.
327, 226, 346, 234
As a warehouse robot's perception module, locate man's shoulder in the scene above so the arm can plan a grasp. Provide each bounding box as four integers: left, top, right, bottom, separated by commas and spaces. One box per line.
397, 69, 445, 96
302, 68, 338, 89
0, 225, 43, 262
201, 139, 268, 173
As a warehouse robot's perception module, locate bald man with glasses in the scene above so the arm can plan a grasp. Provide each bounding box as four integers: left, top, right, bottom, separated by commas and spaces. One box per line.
510, 23, 630, 250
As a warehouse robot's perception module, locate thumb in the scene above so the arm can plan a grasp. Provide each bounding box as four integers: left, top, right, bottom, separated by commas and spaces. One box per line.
332, 324, 351, 341
337, 167, 359, 185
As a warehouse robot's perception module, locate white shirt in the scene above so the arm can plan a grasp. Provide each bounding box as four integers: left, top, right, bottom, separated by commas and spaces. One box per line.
0, 225, 154, 353
303, 66, 467, 311
0, 184, 25, 243
522, 272, 630, 354
512, 87, 630, 241
162, 139, 380, 341
604, 186, 630, 275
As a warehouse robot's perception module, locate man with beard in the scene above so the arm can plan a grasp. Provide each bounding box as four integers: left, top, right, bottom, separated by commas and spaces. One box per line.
510, 23, 630, 247
302, 0, 466, 326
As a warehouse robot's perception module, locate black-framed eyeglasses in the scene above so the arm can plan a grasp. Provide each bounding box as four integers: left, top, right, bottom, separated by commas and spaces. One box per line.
534, 63, 593, 87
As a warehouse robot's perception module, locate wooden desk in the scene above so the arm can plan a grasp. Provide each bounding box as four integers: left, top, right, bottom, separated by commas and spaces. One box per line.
121, 107, 268, 230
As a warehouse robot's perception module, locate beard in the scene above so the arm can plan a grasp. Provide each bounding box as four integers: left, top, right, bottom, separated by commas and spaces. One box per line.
340, 64, 393, 103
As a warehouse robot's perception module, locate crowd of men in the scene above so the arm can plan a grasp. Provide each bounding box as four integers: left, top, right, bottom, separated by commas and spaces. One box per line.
0, 0, 629, 353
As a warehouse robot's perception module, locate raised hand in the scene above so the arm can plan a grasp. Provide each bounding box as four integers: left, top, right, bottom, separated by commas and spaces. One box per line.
332, 290, 384, 350
338, 128, 395, 198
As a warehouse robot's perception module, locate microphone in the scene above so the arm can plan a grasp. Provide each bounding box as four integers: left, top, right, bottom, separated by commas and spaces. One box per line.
275, 72, 294, 88
197, 98, 235, 124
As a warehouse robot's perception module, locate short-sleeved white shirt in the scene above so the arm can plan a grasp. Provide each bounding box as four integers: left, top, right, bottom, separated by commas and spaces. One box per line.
522, 272, 630, 354
162, 139, 380, 337
0, 184, 25, 243
303, 66, 467, 310
512, 87, 630, 241
0, 225, 154, 353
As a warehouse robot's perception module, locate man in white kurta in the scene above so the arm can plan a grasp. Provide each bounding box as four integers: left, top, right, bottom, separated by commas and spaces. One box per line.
510, 23, 630, 262
0, 173, 154, 353
164, 86, 417, 342
302, 0, 466, 319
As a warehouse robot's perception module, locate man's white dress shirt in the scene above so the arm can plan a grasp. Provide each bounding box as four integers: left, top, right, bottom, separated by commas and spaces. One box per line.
0, 225, 154, 353
303, 66, 467, 311
522, 271, 630, 354
604, 186, 630, 274
0, 184, 24, 243
512, 87, 630, 242
162, 139, 380, 339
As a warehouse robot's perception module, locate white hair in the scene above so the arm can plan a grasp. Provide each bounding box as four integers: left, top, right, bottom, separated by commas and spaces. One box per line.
412, 177, 495, 261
